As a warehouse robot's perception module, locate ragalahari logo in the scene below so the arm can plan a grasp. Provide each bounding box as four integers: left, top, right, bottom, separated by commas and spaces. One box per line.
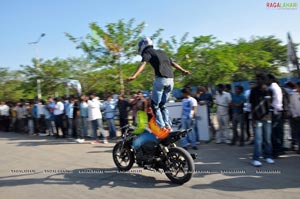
266, 2, 298, 9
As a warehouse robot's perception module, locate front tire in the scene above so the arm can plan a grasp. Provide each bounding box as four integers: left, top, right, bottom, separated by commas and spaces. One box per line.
112, 142, 134, 171
165, 147, 194, 184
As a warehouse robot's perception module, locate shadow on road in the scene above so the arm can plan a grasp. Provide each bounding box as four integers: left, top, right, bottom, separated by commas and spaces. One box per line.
0, 168, 179, 189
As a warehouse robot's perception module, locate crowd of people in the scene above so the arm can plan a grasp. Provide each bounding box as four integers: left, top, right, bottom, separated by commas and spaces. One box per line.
0, 74, 299, 167
192, 73, 300, 167
0, 91, 150, 145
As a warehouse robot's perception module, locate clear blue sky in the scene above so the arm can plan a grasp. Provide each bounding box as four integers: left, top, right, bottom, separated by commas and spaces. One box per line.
1, 0, 300, 70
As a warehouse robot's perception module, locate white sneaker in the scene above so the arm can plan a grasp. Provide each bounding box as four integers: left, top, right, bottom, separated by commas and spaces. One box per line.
226, 140, 231, 144
76, 139, 85, 143
103, 140, 109, 144
265, 158, 275, 164
251, 160, 262, 167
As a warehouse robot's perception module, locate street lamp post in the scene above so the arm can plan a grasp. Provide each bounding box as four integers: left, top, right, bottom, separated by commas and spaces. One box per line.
29, 33, 46, 99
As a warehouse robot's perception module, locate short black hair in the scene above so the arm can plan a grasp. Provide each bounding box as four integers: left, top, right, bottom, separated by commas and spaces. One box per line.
217, 84, 224, 89
235, 85, 244, 92
182, 87, 192, 95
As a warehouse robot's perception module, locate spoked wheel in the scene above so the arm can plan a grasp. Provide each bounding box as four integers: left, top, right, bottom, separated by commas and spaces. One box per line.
165, 147, 195, 184
112, 142, 134, 171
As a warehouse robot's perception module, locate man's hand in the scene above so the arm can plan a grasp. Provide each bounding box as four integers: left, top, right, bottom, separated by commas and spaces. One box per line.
183, 70, 191, 75
127, 76, 136, 82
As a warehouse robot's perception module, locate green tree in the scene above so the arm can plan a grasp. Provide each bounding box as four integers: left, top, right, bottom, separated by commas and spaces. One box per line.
20, 58, 80, 98
65, 18, 163, 94
0, 67, 25, 101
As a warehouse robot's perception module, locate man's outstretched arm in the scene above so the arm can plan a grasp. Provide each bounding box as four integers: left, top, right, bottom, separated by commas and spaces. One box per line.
127, 62, 147, 81
171, 62, 191, 75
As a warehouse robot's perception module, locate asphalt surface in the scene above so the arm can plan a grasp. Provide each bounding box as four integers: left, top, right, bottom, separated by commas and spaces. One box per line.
0, 131, 299, 199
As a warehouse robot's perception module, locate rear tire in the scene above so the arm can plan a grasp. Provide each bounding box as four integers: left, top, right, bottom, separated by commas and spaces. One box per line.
112, 142, 134, 171
165, 147, 194, 184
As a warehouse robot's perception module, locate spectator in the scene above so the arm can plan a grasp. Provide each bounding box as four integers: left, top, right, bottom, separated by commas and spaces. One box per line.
131, 92, 139, 125
26, 102, 34, 135
267, 74, 284, 158
43, 100, 53, 136
62, 96, 70, 137
215, 84, 232, 144
66, 96, 80, 138
88, 93, 108, 144
243, 81, 256, 143
225, 84, 233, 122
14, 102, 25, 133
181, 87, 198, 150
230, 85, 246, 146
250, 73, 274, 167
117, 94, 131, 135
53, 97, 66, 138
288, 81, 300, 154
0, 101, 10, 132
103, 95, 117, 139
77, 95, 89, 143
45, 97, 56, 136
9, 103, 17, 132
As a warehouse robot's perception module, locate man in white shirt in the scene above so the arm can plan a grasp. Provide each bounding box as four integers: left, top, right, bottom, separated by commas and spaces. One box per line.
0, 101, 10, 131
267, 74, 284, 158
88, 93, 108, 144
181, 87, 198, 150
53, 97, 65, 138
289, 82, 300, 154
215, 84, 232, 144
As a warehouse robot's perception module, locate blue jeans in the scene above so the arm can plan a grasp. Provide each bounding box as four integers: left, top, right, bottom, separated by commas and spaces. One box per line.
132, 129, 158, 150
181, 118, 197, 147
106, 118, 116, 137
91, 119, 106, 140
151, 77, 174, 128
253, 120, 272, 160
80, 117, 88, 138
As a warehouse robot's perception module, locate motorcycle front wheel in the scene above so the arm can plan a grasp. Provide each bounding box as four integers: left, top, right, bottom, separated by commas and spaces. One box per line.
112, 142, 135, 171
165, 147, 195, 184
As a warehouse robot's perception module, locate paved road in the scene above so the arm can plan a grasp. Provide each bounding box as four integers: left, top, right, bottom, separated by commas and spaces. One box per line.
0, 132, 299, 199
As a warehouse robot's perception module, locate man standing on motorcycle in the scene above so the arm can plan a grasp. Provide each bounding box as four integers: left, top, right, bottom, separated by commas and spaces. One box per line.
127, 37, 190, 131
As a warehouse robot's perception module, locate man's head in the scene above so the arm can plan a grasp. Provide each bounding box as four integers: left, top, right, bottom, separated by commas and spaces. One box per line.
182, 87, 192, 98
48, 97, 53, 102
255, 73, 268, 87
106, 95, 113, 101
138, 37, 153, 55
217, 84, 224, 94
89, 92, 96, 100
137, 91, 143, 99
81, 94, 87, 101
235, 85, 244, 95
118, 94, 124, 101
249, 81, 256, 89
267, 74, 278, 85
197, 86, 206, 94
224, 84, 232, 93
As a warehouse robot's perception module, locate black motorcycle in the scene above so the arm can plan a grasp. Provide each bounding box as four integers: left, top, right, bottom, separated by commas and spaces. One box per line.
112, 125, 196, 184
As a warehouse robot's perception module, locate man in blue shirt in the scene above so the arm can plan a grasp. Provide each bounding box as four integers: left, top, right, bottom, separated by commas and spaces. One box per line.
230, 85, 246, 146
103, 95, 117, 139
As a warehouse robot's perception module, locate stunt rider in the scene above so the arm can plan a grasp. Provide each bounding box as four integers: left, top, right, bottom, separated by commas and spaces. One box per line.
127, 37, 190, 131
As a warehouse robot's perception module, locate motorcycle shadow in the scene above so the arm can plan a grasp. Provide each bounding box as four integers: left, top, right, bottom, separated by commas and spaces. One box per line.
46, 168, 180, 189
